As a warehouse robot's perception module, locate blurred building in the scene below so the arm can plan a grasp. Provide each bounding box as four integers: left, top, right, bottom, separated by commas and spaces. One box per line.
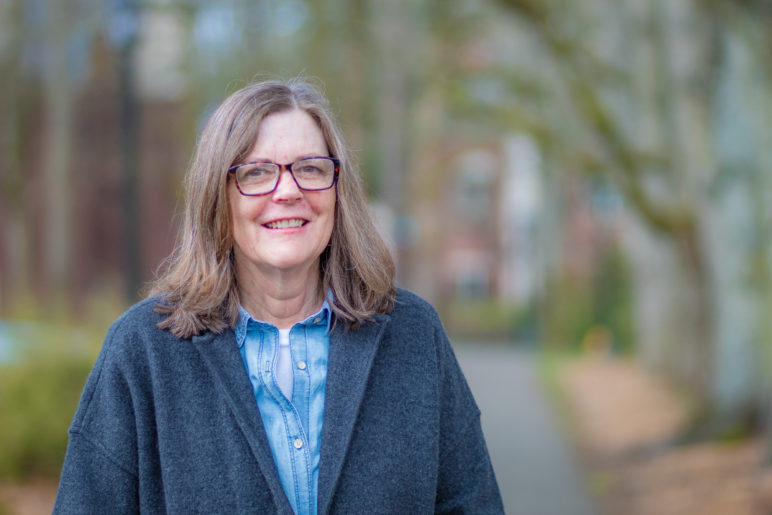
0, 2, 191, 309
439, 134, 545, 305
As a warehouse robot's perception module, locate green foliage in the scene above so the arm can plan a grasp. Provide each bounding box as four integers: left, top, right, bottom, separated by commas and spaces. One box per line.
543, 245, 634, 353
0, 354, 93, 480
443, 299, 538, 341
591, 246, 634, 354
543, 274, 594, 348
0, 322, 104, 481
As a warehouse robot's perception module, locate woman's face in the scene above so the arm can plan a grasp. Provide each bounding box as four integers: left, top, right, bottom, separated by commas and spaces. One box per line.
228, 108, 336, 279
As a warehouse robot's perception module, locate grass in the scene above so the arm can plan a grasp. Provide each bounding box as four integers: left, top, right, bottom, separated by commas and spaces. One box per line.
534, 345, 583, 435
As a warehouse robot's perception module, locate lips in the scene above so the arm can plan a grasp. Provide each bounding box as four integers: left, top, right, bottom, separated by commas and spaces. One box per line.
263, 218, 308, 229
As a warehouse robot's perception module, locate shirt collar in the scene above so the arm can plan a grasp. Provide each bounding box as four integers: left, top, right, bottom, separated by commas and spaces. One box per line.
235, 297, 333, 348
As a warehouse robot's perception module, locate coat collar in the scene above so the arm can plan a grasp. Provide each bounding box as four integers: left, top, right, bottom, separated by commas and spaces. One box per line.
191, 312, 391, 515
192, 330, 294, 514
317, 313, 390, 514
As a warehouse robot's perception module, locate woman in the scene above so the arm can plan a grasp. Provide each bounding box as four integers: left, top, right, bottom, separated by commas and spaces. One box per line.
54, 79, 503, 514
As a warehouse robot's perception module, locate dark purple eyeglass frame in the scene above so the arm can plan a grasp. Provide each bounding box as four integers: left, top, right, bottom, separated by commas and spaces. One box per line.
227, 156, 340, 197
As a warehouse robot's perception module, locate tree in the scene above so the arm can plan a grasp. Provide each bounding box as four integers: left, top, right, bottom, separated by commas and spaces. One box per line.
487, 0, 772, 436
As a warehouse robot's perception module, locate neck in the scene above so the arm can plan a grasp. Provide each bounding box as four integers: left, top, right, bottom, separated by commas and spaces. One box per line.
236, 262, 323, 329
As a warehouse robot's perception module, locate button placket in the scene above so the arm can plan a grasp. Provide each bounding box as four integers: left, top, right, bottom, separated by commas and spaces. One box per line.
241, 310, 327, 515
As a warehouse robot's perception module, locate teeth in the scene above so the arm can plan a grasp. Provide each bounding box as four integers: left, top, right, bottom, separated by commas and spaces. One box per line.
265, 219, 306, 229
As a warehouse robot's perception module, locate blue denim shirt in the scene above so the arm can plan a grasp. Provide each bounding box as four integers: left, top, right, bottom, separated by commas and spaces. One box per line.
235, 301, 331, 515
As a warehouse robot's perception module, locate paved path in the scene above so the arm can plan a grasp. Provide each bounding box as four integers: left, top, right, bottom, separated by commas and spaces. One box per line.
455, 343, 597, 515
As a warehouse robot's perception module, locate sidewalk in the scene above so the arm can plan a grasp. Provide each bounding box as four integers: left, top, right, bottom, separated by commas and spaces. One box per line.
456, 343, 597, 515
559, 354, 772, 515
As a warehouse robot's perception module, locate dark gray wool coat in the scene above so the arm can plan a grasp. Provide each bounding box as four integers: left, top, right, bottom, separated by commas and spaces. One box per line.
54, 288, 504, 514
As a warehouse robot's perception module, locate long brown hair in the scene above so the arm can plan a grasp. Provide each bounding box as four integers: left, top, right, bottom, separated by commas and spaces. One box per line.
149, 79, 395, 338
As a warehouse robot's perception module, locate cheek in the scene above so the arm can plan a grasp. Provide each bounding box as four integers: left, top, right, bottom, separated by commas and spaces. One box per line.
320, 194, 337, 231
227, 189, 259, 247
229, 188, 263, 223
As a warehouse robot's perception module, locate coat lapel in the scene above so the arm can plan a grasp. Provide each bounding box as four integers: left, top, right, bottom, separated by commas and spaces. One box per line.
192, 330, 293, 514
317, 314, 390, 514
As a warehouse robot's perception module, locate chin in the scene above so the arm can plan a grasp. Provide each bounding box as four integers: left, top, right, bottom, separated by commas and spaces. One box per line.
265, 254, 320, 272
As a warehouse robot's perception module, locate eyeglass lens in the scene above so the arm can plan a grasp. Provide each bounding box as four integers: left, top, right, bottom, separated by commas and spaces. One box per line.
235, 157, 336, 195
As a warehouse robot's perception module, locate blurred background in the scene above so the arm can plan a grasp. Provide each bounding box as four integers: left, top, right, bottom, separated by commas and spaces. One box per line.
2, 0, 772, 513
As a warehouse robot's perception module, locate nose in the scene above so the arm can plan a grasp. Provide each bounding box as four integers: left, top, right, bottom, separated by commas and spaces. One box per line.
271, 169, 303, 202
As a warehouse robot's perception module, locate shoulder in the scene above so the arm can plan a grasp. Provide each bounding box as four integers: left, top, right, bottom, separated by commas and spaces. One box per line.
96, 296, 184, 369
374, 288, 448, 353
379, 289, 478, 411
104, 296, 180, 343
389, 288, 442, 327
66, 300, 172, 468
109, 296, 169, 332
72, 298, 194, 426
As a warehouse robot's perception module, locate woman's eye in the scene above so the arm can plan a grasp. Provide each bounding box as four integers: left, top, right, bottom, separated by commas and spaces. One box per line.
299, 166, 322, 175
244, 166, 272, 178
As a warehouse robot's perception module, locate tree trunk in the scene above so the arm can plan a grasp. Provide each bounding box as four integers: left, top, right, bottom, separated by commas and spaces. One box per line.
115, 0, 142, 302
0, 0, 33, 310
42, 0, 74, 306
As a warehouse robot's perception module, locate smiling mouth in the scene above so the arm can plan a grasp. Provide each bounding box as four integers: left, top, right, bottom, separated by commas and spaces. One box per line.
263, 219, 308, 229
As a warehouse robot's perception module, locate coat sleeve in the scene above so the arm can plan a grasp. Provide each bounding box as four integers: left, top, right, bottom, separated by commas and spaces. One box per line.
53, 321, 142, 514
54, 432, 139, 513
433, 321, 505, 514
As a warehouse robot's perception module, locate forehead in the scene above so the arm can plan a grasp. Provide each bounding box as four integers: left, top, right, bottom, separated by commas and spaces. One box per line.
249, 108, 328, 160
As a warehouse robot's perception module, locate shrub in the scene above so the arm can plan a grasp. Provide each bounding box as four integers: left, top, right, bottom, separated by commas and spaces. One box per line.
442, 299, 538, 342
0, 324, 101, 481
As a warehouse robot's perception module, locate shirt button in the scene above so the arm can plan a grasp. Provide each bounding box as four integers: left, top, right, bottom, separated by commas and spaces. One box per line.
293, 438, 303, 450
297, 361, 307, 370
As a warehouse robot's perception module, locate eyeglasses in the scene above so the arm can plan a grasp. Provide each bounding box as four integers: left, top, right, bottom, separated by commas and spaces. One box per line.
228, 157, 340, 196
